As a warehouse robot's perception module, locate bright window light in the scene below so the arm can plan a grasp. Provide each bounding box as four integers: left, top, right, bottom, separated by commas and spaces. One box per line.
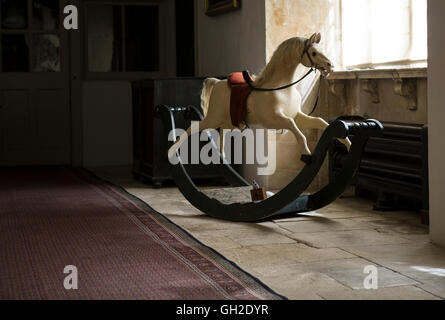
342, 0, 428, 69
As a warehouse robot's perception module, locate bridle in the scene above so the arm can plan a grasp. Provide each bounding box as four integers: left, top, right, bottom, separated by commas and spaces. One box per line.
244, 42, 323, 115
304, 42, 319, 69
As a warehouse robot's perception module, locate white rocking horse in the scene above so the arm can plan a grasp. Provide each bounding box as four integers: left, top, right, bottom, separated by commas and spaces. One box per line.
169, 33, 351, 164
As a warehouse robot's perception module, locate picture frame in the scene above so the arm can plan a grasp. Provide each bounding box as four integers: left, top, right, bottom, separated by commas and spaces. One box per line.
205, 0, 241, 17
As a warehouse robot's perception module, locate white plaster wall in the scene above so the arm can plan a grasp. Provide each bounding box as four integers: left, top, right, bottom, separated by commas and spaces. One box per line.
195, 0, 266, 76
428, 0, 445, 246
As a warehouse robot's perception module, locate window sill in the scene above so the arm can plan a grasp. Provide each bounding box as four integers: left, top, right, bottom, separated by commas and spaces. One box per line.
328, 67, 427, 80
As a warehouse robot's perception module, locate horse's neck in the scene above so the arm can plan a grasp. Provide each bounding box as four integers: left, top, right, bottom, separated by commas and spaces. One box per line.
260, 60, 301, 88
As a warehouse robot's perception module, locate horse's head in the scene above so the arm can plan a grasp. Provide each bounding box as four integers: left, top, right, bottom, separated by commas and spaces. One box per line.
301, 33, 333, 77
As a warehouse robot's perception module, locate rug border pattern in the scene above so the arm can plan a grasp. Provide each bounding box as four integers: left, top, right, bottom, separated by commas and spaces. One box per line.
75, 168, 286, 300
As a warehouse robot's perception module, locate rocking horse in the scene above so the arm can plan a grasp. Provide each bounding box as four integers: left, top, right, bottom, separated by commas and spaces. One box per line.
168, 33, 352, 164
155, 33, 383, 222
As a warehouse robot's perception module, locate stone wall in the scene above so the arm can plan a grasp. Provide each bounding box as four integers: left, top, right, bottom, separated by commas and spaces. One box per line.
267, 69, 428, 191
264, 0, 342, 190
194, 0, 428, 193
263, 0, 428, 191
265, 0, 341, 64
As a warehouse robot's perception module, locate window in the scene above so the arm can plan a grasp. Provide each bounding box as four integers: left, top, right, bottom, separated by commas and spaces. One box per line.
0, 0, 61, 72
341, 0, 427, 69
86, 3, 160, 73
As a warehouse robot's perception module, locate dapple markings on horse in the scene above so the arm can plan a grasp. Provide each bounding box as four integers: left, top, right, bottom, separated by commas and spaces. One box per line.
168, 33, 351, 163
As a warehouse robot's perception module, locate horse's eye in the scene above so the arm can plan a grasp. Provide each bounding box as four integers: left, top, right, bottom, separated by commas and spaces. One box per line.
312, 52, 317, 57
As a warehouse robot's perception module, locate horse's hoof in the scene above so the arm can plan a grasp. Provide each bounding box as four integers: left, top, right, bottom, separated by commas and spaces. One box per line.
300, 154, 313, 165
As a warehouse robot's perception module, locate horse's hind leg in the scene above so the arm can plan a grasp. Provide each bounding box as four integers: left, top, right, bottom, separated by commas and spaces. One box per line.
295, 112, 351, 150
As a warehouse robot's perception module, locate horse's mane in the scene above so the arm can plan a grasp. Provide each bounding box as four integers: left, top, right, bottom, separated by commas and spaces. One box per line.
253, 37, 306, 87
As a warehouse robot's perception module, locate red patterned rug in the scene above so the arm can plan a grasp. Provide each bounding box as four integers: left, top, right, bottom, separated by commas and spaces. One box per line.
0, 167, 283, 300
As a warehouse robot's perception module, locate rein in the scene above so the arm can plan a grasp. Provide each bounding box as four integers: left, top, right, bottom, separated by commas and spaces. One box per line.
243, 67, 316, 92
243, 45, 323, 116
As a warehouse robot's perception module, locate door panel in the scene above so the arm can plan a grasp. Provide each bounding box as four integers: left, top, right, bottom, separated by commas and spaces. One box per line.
0, 0, 70, 166
36, 89, 69, 148
2, 90, 31, 153
35, 89, 70, 163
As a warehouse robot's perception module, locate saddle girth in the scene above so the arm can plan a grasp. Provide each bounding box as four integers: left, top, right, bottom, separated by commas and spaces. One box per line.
228, 71, 254, 128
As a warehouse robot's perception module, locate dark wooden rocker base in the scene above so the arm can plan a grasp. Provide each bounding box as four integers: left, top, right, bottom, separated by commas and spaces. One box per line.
300, 154, 313, 165
155, 105, 383, 222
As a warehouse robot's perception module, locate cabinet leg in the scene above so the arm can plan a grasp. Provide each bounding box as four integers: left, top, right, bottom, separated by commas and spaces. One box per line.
152, 179, 163, 189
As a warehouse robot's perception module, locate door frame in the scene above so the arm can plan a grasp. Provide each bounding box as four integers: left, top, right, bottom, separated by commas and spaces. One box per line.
68, 0, 83, 166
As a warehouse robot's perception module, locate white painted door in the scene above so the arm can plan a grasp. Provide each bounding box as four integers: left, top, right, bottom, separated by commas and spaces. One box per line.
0, 0, 70, 165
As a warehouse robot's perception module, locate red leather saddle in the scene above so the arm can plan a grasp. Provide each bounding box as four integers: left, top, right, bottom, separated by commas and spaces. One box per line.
228, 71, 254, 127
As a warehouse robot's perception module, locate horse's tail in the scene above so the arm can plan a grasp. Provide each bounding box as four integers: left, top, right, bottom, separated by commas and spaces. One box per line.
201, 78, 219, 117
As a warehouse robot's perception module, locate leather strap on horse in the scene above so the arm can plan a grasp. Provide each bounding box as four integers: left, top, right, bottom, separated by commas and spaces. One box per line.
241, 43, 324, 116
243, 42, 317, 92
243, 69, 322, 116
308, 74, 322, 116
242, 68, 315, 92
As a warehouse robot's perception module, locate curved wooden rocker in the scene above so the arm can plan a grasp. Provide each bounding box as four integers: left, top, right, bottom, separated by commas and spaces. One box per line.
156, 104, 383, 222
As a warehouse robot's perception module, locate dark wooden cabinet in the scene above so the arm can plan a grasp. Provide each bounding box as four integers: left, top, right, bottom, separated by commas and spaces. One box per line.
131, 77, 223, 187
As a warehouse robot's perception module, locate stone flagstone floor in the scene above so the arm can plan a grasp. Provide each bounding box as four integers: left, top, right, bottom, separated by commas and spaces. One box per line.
92, 166, 445, 300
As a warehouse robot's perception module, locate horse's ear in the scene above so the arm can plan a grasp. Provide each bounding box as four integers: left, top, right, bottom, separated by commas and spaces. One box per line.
309, 33, 321, 44
309, 33, 318, 44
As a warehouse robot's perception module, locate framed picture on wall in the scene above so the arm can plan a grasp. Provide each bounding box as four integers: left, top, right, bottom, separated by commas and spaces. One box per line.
205, 0, 241, 16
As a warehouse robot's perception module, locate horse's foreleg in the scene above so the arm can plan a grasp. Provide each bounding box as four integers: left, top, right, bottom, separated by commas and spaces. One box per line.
279, 117, 312, 157
295, 112, 351, 150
